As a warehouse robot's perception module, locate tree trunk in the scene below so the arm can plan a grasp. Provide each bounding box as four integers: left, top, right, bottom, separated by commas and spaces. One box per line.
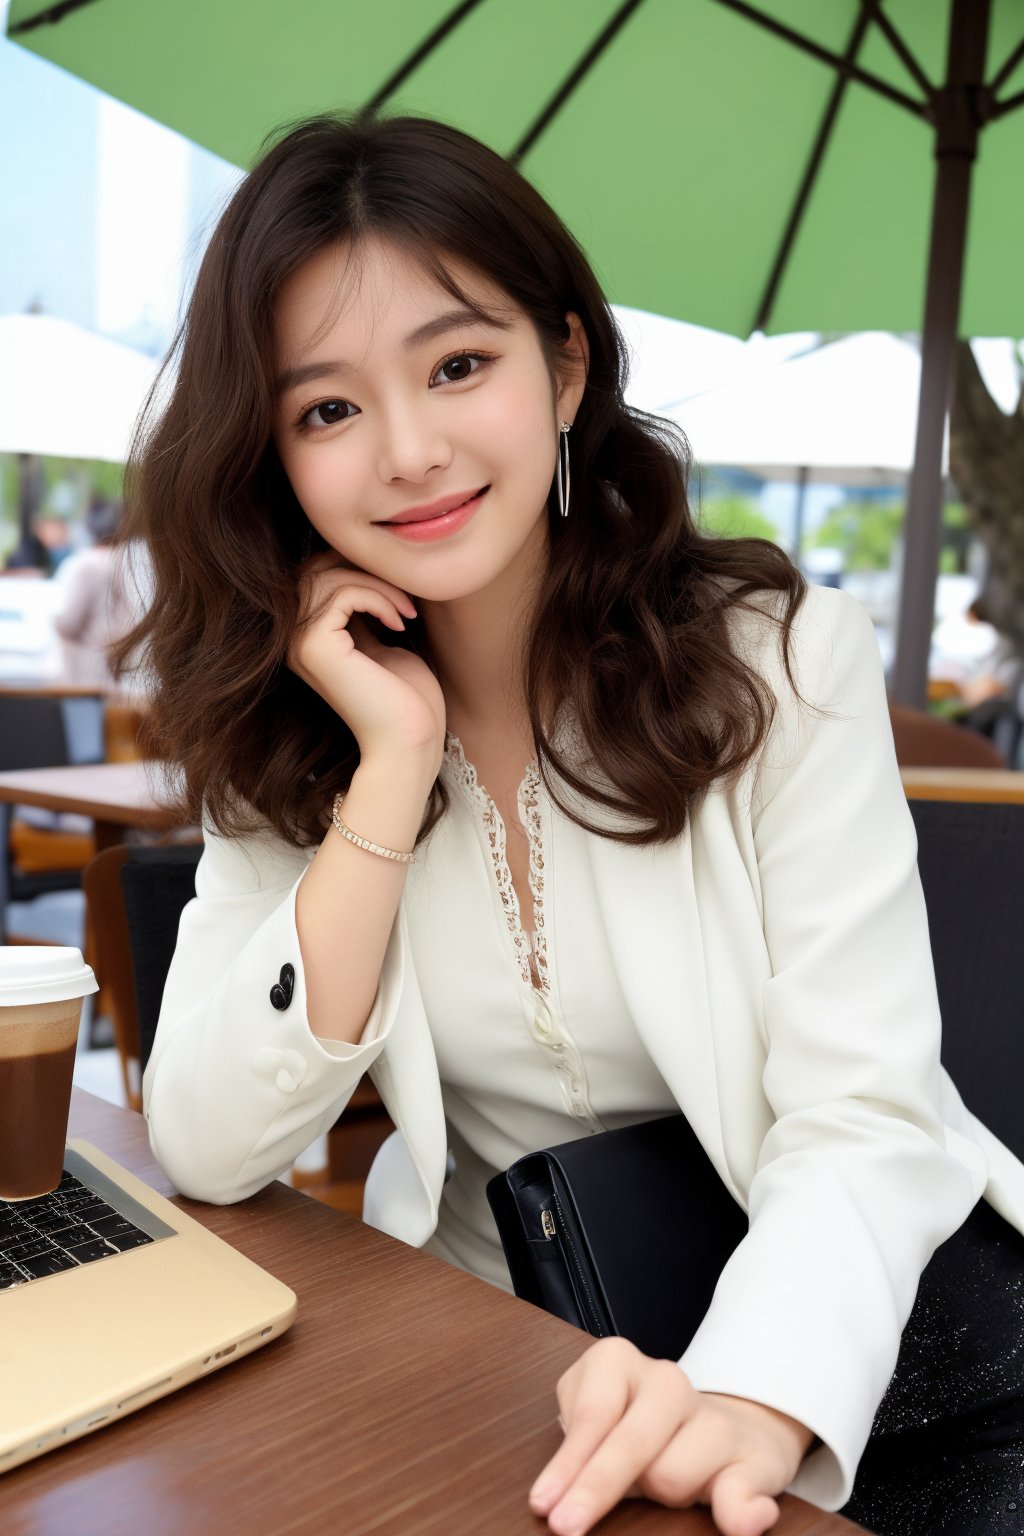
949, 339, 1024, 651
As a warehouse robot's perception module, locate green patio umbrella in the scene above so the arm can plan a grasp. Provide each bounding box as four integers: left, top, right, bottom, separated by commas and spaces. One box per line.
10, 0, 1024, 705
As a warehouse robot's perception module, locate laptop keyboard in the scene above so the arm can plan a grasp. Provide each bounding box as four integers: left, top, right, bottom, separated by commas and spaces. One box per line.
0, 1168, 154, 1288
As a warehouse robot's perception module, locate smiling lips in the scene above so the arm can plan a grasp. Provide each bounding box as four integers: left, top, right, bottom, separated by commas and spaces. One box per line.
382, 487, 486, 524
378, 487, 489, 542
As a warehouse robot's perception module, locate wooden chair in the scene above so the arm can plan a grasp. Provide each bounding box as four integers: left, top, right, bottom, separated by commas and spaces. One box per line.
82, 842, 392, 1212
81, 844, 144, 1108
887, 700, 1008, 769
103, 696, 151, 764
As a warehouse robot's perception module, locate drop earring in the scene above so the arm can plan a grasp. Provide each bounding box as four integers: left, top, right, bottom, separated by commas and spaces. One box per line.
556, 421, 571, 519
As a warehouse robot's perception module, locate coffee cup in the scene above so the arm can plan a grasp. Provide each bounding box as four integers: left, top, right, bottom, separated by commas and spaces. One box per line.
0, 947, 98, 1201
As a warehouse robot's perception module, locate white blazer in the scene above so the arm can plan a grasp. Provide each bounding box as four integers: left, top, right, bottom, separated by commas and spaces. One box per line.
143, 583, 1024, 1512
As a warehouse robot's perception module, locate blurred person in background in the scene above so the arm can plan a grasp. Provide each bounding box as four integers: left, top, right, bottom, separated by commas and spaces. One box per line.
932, 595, 1024, 764
956, 596, 1021, 709
35, 511, 75, 570
931, 595, 1018, 704
53, 494, 135, 686
957, 597, 1024, 765
3, 529, 52, 575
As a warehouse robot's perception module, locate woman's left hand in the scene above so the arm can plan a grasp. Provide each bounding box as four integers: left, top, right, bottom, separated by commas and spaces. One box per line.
529, 1338, 815, 1536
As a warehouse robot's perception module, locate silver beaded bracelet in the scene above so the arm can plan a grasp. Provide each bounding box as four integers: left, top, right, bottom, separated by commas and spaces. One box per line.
331, 793, 415, 863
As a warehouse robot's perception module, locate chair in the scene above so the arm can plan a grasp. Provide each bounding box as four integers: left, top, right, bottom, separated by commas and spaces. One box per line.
0, 694, 105, 931
82, 842, 393, 1209
888, 700, 1007, 769
0, 700, 105, 897
103, 696, 152, 764
909, 797, 1024, 1164
82, 843, 197, 1109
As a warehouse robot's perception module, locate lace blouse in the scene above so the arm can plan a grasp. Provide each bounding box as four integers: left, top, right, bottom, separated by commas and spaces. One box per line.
401, 732, 677, 1291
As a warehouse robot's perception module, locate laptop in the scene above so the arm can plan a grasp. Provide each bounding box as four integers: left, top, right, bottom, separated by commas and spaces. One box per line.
0, 1139, 297, 1474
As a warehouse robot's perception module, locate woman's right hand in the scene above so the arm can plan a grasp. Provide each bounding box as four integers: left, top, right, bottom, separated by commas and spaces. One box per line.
287, 555, 446, 772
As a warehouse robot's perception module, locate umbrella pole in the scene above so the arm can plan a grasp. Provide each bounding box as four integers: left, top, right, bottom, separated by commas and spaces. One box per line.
15, 452, 43, 559
890, 0, 991, 707
791, 464, 809, 564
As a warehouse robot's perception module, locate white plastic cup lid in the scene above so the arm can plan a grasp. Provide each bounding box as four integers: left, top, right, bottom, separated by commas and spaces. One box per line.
0, 946, 99, 1006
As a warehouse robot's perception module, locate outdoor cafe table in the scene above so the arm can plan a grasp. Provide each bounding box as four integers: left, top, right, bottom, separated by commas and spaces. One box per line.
0, 760, 187, 849
900, 766, 1024, 804
0, 677, 107, 698
0, 1089, 860, 1536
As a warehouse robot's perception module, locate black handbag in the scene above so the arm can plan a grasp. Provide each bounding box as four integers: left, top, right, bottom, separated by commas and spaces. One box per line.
485, 1113, 748, 1360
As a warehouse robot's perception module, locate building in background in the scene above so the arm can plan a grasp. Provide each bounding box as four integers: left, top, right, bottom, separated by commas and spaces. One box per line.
0, 21, 240, 355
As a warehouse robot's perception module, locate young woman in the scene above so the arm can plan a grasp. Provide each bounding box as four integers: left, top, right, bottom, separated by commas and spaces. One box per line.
123, 114, 1024, 1536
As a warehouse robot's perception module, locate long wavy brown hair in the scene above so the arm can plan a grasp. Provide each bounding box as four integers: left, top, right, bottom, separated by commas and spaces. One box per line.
115, 112, 808, 849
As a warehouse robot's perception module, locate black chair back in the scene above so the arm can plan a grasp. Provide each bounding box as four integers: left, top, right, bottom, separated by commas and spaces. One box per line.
0, 696, 69, 771
119, 842, 385, 1167
0, 693, 105, 772
119, 844, 203, 1074
0, 695, 106, 930
909, 798, 1024, 1163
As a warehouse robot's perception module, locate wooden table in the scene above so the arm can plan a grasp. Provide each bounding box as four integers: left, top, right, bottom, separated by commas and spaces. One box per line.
0, 761, 186, 849
0, 678, 107, 698
2, 1091, 862, 1536
901, 766, 1024, 804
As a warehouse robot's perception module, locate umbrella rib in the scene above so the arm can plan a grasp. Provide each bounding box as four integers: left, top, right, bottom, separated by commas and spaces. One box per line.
861, 0, 936, 104
711, 0, 928, 118
992, 85, 1024, 119
988, 35, 1024, 96
359, 0, 487, 117
7, 0, 99, 34
752, 1, 875, 334
509, 0, 648, 165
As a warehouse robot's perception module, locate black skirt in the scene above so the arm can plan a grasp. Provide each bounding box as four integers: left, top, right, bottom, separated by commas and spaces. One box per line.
840, 1199, 1024, 1536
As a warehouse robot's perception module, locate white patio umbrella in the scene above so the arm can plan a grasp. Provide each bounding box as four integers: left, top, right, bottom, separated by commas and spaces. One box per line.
0, 313, 160, 461
662, 332, 950, 565
665, 332, 948, 487
618, 306, 815, 420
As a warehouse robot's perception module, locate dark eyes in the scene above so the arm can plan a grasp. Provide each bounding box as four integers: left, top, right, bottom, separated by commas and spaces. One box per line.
303, 400, 354, 429
434, 353, 482, 384
296, 351, 492, 432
